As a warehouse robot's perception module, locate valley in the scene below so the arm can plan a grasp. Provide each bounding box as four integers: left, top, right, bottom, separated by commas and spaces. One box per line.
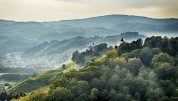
0, 14, 178, 101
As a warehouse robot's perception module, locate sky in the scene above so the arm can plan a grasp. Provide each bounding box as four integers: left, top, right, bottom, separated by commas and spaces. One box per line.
0, 0, 178, 21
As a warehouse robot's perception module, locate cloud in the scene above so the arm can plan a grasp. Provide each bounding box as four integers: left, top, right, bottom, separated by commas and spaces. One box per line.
0, 0, 178, 21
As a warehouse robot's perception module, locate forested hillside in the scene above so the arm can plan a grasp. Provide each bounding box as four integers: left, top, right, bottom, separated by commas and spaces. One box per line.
1, 36, 178, 101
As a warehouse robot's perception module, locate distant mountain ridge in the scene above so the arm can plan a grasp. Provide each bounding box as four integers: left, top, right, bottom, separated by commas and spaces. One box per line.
0, 14, 178, 42
1, 14, 178, 23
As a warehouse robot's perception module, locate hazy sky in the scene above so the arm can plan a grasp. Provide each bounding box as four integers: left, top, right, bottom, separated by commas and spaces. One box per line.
0, 0, 178, 21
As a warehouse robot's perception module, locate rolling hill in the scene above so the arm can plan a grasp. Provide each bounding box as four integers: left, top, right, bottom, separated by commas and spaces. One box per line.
0, 14, 178, 42
1, 32, 145, 69
8, 36, 178, 101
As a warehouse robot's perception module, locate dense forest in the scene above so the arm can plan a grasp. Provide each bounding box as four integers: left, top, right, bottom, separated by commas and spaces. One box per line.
72, 43, 112, 65
1, 36, 178, 101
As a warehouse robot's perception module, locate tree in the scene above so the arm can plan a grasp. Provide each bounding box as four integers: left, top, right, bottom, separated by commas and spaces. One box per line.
48, 87, 73, 101
130, 39, 143, 50
125, 58, 142, 76
159, 80, 176, 97
0, 91, 7, 101
72, 50, 80, 62
139, 47, 153, 67
144, 36, 162, 48
118, 42, 130, 55
51, 78, 90, 100
127, 78, 149, 101
155, 63, 176, 80
115, 93, 132, 101
146, 88, 164, 101
91, 88, 99, 101
62, 64, 66, 70
107, 89, 117, 101
152, 53, 174, 67
91, 78, 107, 90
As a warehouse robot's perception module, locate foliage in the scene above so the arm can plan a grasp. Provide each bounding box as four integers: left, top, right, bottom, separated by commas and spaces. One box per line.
10, 36, 178, 101
72, 43, 111, 65
144, 36, 178, 56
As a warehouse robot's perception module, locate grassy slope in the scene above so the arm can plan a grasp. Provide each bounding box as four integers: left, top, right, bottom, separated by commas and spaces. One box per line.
12, 87, 49, 101
8, 61, 76, 93
14, 49, 117, 101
